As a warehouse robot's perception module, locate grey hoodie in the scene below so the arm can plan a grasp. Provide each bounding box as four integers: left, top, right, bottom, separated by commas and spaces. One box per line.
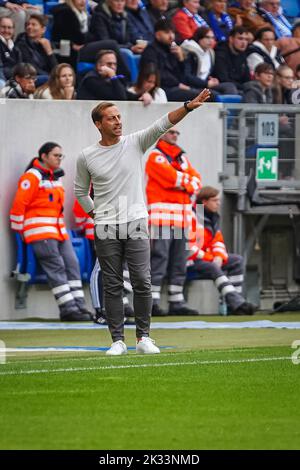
243, 80, 273, 104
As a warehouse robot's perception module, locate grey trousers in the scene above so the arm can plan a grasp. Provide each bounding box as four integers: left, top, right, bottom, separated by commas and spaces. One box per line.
31, 238, 87, 317
94, 219, 152, 342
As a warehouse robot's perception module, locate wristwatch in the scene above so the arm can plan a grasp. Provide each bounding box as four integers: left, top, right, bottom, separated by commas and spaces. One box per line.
184, 101, 193, 113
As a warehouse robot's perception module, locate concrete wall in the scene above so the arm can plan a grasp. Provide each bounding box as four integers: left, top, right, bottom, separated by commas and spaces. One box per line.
0, 99, 223, 320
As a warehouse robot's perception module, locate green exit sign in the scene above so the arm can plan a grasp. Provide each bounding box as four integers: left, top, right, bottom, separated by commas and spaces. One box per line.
256, 148, 278, 181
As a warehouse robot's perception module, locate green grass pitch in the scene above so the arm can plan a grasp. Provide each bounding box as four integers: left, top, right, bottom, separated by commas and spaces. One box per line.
1, 314, 300, 450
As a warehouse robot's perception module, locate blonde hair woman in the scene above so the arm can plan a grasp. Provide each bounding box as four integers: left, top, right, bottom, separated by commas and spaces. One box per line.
34, 63, 76, 99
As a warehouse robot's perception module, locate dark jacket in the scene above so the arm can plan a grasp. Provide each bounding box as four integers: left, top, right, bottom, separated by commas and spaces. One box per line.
126, 6, 154, 43
146, 5, 167, 27
90, 2, 137, 47
243, 80, 274, 103
77, 69, 128, 100
0, 39, 22, 80
246, 41, 285, 70
213, 42, 250, 89
140, 39, 186, 90
52, 4, 94, 46
15, 33, 57, 76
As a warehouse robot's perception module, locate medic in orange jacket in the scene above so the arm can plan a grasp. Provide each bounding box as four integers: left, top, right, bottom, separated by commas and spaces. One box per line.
10, 159, 68, 244
73, 199, 94, 240
145, 138, 202, 228
187, 209, 228, 265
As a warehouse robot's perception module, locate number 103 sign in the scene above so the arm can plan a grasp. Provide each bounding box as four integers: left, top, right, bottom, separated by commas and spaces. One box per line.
257, 113, 279, 145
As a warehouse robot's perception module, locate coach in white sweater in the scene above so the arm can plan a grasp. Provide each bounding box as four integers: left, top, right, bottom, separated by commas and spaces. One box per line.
74, 90, 210, 356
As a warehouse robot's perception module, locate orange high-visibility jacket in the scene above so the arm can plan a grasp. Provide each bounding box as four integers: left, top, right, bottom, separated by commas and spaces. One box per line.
188, 209, 228, 265
145, 139, 202, 228
73, 199, 94, 240
10, 159, 68, 244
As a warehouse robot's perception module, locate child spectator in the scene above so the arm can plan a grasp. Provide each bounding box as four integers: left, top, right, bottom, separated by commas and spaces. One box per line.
243, 62, 274, 103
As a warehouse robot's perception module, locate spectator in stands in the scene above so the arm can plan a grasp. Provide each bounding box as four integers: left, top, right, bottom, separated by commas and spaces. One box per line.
247, 26, 284, 74
273, 64, 297, 104
257, 0, 292, 39
146, 128, 201, 316
10, 142, 93, 322
0, 16, 22, 85
277, 22, 300, 75
243, 62, 274, 103
0, 61, 35, 97
172, 0, 208, 43
126, 0, 154, 43
213, 25, 250, 93
147, 0, 169, 27
140, 19, 201, 101
15, 14, 57, 82
188, 186, 255, 315
181, 26, 238, 95
0, 0, 40, 38
127, 63, 167, 104
77, 49, 127, 100
203, 0, 234, 43
90, 0, 146, 55
296, 64, 300, 81
227, 0, 269, 38
34, 63, 76, 99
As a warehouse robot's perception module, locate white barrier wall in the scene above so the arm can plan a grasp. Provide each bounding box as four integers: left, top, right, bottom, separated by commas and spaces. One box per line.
0, 100, 223, 320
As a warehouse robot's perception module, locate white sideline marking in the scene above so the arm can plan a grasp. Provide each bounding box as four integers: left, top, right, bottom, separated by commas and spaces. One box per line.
0, 356, 291, 376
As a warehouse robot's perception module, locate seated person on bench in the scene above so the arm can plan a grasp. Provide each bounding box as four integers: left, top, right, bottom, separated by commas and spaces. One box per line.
187, 186, 255, 315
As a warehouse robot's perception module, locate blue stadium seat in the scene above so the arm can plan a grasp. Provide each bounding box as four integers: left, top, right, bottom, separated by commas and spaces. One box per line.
44, 1, 59, 15
120, 48, 141, 83
281, 0, 300, 20
77, 62, 94, 75
215, 94, 242, 103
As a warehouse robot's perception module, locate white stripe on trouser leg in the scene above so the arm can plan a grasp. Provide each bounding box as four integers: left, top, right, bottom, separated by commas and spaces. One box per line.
123, 297, 129, 305
168, 285, 183, 293
56, 293, 75, 306
52, 284, 70, 295
71, 290, 84, 299
168, 293, 184, 302
68, 280, 82, 288
123, 281, 133, 292
215, 275, 229, 289
152, 292, 160, 300
228, 275, 243, 283
221, 285, 236, 296
151, 285, 161, 292
234, 286, 243, 293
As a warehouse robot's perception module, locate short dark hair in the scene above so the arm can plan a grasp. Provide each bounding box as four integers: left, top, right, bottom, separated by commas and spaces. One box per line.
197, 186, 220, 203
91, 102, 116, 123
192, 26, 213, 43
154, 19, 174, 33
229, 26, 249, 37
254, 63, 274, 75
27, 14, 48, 28
12, 62, 37, 79
255, 26, 275, 41
95, 49, 117, 63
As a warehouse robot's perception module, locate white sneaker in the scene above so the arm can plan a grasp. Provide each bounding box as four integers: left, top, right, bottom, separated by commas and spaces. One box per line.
136, 337, 160, 354
106, 340, 127, 356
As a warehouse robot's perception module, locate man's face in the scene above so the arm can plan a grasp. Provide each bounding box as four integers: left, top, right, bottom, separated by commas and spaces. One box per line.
155, 29, 175, 46
183, 0, 200, 15
229, 32, 249, 51
262, 0, 280, 15
150, 0, 169, 12
204, 194, 221, 212
108, 0, 126, 14
161, 128, 180, 145
26, 18, 45, 40
256, 70, 274, 88
95, 105, 122, 138
96, 53, 117, 75
0, 17, 14, 41
260, 30, 275, 51
15, 74, 36, 95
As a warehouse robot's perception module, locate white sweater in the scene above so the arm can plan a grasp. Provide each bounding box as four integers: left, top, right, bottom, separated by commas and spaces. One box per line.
74, 114, 172, 225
